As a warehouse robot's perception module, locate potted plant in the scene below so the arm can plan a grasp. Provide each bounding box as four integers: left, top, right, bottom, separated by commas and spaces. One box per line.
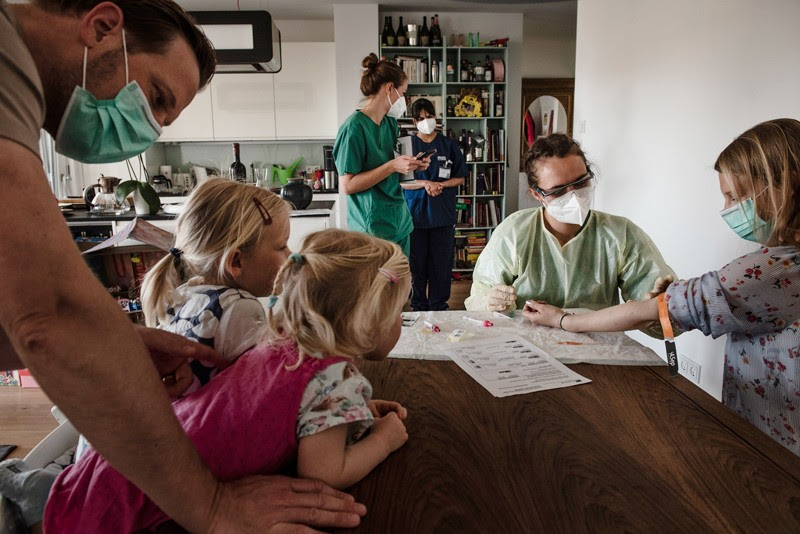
115, 180, 161, 215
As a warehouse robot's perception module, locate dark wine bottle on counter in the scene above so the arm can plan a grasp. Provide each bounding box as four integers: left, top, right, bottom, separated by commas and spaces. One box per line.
230, 143, 246, 182
485, 55, 493, 82
396, 17, 407, 46
431, 14, 442, 47
420, 16, 430, 46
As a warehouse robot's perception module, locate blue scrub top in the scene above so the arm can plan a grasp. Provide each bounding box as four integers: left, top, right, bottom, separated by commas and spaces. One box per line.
404, 134, 468, 229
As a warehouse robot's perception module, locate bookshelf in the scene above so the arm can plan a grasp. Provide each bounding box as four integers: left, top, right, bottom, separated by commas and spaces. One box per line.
380, 38, 509, 278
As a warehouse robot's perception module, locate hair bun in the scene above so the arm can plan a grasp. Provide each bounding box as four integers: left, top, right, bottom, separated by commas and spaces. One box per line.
362, 53, 379, 71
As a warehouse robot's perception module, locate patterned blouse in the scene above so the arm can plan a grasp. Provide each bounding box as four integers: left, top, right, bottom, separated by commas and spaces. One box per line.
665, 246, 800, 456
297, 361, 374, 443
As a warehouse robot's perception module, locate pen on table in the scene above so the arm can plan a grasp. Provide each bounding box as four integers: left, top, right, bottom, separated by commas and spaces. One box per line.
557, 341, 584, 345
462, 316, 493, 327
423, 320, 440, 333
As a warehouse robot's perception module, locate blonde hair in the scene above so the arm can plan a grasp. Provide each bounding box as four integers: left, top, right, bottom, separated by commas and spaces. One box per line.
715, 118, 800, 247
266, 229, 410, 365
142, 179, 291, 326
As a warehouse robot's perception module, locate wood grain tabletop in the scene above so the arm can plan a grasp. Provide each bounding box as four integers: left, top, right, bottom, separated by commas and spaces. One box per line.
344, 359, 800, 533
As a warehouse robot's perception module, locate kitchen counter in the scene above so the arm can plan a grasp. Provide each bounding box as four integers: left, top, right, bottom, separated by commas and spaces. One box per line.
63, 199, 335, 224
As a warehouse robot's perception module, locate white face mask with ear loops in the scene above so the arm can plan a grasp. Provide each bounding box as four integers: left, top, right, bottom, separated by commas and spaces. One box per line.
416, 118, 436, 134
386, 88, 407, 118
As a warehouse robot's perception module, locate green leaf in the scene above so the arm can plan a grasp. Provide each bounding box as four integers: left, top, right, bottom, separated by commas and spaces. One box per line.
138, 183, 162, 215
115, 180, 140, 206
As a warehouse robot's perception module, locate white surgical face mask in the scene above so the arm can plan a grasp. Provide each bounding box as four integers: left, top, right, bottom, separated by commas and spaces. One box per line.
543, 187, 594, 225
387, 88, 407, 118
416, 118, 436, 134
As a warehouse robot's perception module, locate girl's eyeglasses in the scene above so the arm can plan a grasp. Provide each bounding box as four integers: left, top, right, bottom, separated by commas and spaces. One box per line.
533, 172, 594, 198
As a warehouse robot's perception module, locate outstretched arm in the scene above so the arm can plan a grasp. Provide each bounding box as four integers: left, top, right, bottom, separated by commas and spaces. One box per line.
523, 297, 660, 333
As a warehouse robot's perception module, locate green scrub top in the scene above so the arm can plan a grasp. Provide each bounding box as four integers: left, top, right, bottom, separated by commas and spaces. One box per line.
333, 111, 413, 247
465, 207, 676, 315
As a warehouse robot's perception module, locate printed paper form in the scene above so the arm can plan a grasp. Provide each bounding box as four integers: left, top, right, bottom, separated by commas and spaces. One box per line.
446, 336, 591, 398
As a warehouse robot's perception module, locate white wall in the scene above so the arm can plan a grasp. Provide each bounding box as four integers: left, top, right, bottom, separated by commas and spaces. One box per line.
333, 4, 379, 229
522, 2, 577, 79
574, 0, 800, 398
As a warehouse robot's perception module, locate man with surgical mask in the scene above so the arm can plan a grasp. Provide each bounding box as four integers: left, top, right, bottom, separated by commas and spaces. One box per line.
0, 1, 364, 531
465, 134, 676, 338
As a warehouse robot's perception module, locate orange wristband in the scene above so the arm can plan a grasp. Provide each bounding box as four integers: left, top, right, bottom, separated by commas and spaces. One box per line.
657, 292, 674, 340
658, 292, 679, 376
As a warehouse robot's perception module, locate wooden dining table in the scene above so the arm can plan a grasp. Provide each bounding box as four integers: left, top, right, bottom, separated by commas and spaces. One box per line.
344, 359, 800, 532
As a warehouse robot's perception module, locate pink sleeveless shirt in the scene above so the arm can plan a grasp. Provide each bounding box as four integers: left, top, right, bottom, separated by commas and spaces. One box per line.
43, 344, 342, 533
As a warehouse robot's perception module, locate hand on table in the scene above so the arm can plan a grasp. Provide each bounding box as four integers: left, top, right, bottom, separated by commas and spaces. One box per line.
487, 285, 516, 311
522, 300, 566, 329
208, 475, 367, 533
368, 399, 408, 420
644, 275, 675, 299
134, 325, 227, 397
371, 411, 409, 454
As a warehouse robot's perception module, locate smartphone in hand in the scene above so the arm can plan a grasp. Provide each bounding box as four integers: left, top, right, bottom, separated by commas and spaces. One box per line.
415, 149, 437, 160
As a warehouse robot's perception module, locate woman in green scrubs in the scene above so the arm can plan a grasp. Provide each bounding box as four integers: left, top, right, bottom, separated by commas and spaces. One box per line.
333, 53, 429, 256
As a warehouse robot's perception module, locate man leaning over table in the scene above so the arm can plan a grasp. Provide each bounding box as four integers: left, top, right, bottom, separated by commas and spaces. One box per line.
0, 1, 364, 531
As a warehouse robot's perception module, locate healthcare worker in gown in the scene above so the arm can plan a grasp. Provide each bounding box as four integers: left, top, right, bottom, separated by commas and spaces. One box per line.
465, 134, 676, 334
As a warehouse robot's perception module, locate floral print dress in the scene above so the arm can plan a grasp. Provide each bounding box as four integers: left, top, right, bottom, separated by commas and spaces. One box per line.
665, 246, 800, 455
297, 361, 374, 443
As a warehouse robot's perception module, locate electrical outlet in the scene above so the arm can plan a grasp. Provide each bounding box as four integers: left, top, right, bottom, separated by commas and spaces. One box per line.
679, 355, 701, 385
578, 120, 587, 133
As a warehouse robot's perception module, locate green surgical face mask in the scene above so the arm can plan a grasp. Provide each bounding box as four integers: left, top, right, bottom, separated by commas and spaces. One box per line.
55, 30, 162, 163
720, 197, 771, 243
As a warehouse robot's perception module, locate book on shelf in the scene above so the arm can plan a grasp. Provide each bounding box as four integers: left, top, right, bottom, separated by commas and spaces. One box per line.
488, 199, 499, 227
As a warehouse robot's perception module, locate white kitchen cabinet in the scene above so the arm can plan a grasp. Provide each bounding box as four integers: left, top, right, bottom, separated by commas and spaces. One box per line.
210, 73, 276, 141
288, 216, 329, 252
274, 43, 337, 140
159, 86, 214, 142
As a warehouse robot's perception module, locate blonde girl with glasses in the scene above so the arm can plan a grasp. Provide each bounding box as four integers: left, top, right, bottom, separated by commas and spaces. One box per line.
465, 133, 676, 333
141, 178, 292, 396
525, 118, 800, 456
26, 229, 410, 532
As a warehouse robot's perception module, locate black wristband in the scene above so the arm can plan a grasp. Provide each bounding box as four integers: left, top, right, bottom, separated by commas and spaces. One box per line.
559, 312, 572, 331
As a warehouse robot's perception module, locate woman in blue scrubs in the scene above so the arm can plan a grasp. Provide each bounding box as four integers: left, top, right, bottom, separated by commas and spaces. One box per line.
401, 98, 468, 311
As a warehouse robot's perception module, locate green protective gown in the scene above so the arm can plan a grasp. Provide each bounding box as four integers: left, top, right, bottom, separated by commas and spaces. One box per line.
465, 208, 676, 335
333, 111, 413, 253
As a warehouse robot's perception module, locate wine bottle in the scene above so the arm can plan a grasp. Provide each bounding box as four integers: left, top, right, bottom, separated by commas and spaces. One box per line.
381, 17, 390, 46
383, 16, 396, 46
396, 17, 407, 46
460, 60, 468, 82
474, 60, 484, 80
420, 16, 430, 46
465, 130, 474, 162
230, 143, 246, 182
421, 57, 428, 83
484, 55, 493, 82
495, 90, 504, 117
431, 14, 443, 47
